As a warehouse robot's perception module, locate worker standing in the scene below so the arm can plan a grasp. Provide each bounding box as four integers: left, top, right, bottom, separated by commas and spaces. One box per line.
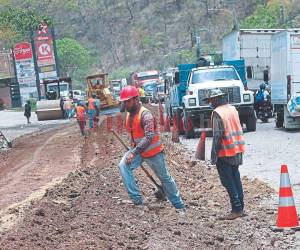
138, 86, 146, 104
203, 88, 245, 220
118, 86, 185, 211
87, 94, 97, 129
75, 101, 86, 136
24, 100, 31, 124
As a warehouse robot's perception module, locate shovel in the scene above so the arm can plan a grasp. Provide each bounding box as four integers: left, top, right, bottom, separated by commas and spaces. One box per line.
111, 130, 166, 201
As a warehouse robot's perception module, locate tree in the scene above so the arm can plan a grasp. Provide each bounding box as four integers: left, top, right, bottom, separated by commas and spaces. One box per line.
0, 7, 50, 45
56, 38, 90, 79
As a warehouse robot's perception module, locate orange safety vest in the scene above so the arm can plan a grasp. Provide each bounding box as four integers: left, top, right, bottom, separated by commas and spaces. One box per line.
88, 98, 96, 110
76, 106, 85, 121
125, 106, 163, 158
212, 104, 245, 157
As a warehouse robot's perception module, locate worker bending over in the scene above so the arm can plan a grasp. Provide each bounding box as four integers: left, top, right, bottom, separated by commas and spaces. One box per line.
118, 86, 185, 211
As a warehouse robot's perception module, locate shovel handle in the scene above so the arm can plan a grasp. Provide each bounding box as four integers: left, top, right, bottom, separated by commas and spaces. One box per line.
111, 130, 163, 189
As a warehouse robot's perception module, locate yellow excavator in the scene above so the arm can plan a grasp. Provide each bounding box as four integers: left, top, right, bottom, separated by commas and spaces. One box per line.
86, 73, 118, 109
36, 77, 72, 121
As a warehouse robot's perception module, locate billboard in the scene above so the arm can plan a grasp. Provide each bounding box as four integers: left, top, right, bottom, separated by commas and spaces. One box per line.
33, 23, 57, 81
13, 42, 38, 104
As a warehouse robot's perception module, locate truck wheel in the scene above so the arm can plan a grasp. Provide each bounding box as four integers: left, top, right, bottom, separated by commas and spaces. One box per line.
275, 112, 284, 128
245, 111, 256, 132
183, 108, 195, 139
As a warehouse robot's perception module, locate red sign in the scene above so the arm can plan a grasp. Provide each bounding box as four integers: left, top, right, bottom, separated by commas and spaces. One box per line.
14, 42, 33, 60
36, 41, 53, 60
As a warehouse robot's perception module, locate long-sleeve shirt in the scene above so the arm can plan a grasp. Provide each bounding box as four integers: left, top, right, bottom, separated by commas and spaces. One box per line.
211, 111, 243, 166
129, 107, 156, 156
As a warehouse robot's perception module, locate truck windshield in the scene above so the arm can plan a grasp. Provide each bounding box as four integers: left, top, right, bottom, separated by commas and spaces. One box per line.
138, 75, 159, 81
192, 68, 239, 84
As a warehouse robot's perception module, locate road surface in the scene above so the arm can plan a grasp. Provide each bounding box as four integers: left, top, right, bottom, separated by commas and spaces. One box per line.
181, 118, 300, 211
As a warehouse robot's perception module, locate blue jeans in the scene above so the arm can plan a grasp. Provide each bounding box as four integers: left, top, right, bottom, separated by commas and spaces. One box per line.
216, 159, 244, 213
119, 151, 185, 209
87, 109, 96, 128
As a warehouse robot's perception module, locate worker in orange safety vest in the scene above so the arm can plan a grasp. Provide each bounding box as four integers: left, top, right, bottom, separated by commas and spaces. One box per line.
203, 88, 245, 220
75, 101, 86, 136
118, 86, 185, 212
87, 94, 97, 129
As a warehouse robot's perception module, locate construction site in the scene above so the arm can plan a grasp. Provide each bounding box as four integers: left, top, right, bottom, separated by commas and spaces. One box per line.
0, 103, 299, 249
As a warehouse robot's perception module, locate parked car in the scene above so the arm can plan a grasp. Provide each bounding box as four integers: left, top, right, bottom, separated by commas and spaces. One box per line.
72, 90, 85, 103
154, 84, 165, 103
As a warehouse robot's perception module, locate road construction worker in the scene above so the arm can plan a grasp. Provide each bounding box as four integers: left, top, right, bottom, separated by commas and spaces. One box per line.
24, 100, 31, 124
87, 94, 97, 129
203, 88, 245, 220
75, 101, 86, 136
118, 86, 185, 211
138, 86, 146, 104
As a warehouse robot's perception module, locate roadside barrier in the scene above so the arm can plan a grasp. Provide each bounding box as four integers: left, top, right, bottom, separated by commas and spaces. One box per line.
195, 131, 206, 160
164, 115, 170, 132
171, 115, 179, 143
271, 164, 300, 231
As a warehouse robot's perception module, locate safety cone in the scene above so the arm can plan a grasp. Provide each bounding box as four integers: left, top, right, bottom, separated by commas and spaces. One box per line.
195, 131, 206, 160
164, 115, 170, 132
159, 101, 164, 127
171, 116, 179, 143
271, 164, 300, 231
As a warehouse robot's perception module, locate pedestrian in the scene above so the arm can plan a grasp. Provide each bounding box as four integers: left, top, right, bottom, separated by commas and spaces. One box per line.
24, 100, 31, 124
87, 94, 97, 129
118, 86, 185, 211
60, 97, 65, 119
64, 98, 72, 119
203, 88, 245, 220
75, 101, 86, 136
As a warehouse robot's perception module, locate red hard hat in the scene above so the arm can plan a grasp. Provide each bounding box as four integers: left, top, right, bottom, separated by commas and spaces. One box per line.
119, 86, 139, 101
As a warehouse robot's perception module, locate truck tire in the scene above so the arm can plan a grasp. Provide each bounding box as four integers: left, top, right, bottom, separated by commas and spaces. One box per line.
275, 112, 284, 128
245, 111, 256, 132
183, 108, 195, 139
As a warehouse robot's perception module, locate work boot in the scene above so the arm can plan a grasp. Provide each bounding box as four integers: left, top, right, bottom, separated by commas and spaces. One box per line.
218, 211, 244, 220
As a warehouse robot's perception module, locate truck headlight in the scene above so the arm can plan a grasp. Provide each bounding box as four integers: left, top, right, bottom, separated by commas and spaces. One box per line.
188, 98, 196, 106
243, 94, 251, 102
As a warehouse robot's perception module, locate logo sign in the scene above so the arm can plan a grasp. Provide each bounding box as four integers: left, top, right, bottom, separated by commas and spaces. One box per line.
14, 42, 33, 60
35, 22, 52, 41
36, 41, 53, 60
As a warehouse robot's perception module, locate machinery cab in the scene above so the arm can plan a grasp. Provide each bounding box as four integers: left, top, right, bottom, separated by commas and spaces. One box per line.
42, 77, 72, 100
86, 73, 118, 109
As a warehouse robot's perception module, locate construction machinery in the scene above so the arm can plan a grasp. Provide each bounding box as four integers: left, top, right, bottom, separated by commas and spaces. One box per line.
36, 77, 72, 121
86, 73, 118, 109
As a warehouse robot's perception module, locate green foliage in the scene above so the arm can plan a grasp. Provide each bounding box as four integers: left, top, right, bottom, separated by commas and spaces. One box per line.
56, 38, 90, 78
109, 66, 136, 80
0, 7, 51, 44
240, 4, 281, 28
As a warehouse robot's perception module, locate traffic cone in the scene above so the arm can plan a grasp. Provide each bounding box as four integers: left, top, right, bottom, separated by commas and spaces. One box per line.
164, 115, 170, 132
159, 101, 164, 127
195, 131, 206, 160
271, 165, 300, 231
171, 116, 179, 143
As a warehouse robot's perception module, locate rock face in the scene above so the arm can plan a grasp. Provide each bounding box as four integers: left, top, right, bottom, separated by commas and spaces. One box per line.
0, 108, 297, 249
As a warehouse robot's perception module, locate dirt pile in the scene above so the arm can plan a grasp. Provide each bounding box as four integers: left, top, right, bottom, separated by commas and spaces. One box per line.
0, 118, 297, 249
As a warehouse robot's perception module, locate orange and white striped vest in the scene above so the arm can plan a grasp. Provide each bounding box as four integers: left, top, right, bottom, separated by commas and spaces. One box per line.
125, 106, 163, 158
76, 106, 85, 121
212, 104, 245, 157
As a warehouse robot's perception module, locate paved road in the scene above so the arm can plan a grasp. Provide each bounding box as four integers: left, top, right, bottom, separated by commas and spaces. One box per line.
181, 118, 300, 211
0, 110, 72, 141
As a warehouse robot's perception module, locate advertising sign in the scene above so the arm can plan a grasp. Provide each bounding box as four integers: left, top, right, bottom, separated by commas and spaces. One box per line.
33, 23, 57, 81
13, 42, 38, 104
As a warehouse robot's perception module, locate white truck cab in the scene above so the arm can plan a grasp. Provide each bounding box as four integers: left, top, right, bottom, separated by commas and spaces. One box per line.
181, 65, 256, 137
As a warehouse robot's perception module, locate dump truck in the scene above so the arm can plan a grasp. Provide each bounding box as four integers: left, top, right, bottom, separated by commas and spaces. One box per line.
166, 64, 256, 138
86, 73, 118, 109
271, 29, 300, 129
36, 77, 72, 121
